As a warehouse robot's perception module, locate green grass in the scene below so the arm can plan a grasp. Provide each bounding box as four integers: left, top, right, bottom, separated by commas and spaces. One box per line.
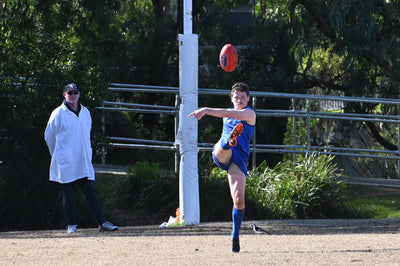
345, 184, 400, 219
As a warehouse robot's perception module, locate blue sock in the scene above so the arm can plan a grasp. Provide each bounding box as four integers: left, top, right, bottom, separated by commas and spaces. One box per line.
232, 207, 245, 238
220, 137, 231, 150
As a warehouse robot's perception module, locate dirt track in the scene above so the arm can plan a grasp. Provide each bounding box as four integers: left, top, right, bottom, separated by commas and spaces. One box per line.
1, 219, 400, 265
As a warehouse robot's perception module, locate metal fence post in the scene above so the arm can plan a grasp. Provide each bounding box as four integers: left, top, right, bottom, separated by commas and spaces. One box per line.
398, 104, 400, 179
175, 94, 180, 174
306, 99, 311, 155
101, 101, 106, 165
292, 98, 297, 163
252, 95, 257, 169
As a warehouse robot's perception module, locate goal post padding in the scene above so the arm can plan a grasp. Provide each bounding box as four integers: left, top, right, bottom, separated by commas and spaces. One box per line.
177, 33, 200, 225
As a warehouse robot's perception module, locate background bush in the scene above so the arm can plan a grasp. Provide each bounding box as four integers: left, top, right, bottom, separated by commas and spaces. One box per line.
246, 153, 347, 219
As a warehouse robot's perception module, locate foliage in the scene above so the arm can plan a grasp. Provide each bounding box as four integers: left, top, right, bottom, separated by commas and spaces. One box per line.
110, 161, 233, 222
114, 161, 179, 214
246, 153, 346, 219
199, 167, 234, 221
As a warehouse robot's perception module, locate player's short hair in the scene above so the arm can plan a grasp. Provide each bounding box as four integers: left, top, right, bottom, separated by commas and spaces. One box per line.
231, 82, 250, 96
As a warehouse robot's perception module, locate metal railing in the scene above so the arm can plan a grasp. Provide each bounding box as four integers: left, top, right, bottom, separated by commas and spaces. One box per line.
98, 83, 400, 178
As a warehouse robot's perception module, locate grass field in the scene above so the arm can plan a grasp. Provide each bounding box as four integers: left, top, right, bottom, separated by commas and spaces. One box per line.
346, 184, 400, 219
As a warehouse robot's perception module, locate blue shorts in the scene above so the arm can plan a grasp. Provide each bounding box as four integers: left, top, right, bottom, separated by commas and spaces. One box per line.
212, 146, 249, 177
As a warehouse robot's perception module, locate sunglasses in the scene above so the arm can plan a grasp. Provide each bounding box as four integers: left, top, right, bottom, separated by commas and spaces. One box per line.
67, 90, 79, 95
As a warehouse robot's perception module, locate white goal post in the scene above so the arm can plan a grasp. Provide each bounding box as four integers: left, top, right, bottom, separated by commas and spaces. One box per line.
177, 0, 200, 225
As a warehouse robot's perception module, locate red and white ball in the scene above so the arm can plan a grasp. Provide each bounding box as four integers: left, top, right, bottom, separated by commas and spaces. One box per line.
219, 44, 238, 72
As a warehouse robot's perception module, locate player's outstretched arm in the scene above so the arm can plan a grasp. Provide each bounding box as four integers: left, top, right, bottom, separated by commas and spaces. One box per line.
188, 107, 255, 125
188, 107, 213, 120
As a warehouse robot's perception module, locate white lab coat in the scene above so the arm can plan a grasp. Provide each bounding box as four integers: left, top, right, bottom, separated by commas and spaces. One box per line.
44, 103, 95, 184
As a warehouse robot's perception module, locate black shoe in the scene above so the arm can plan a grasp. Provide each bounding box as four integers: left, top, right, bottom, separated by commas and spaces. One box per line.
231, 237, 240, 253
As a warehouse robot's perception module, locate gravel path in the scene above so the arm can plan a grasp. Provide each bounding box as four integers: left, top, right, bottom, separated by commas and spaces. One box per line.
1, 219, 400, 265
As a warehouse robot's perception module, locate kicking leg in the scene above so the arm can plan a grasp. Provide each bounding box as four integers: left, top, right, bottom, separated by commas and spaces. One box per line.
213, 122, 244, 164
213, 140, 232, 164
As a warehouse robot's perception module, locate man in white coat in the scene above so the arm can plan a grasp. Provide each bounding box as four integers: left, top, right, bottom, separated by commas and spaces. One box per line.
45, 83, 118, 233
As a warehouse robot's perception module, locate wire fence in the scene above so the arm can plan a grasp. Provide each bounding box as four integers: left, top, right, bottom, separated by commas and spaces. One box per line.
97, 83, 400, 179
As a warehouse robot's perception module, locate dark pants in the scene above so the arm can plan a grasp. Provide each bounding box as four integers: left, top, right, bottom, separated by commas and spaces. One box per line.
61, 177, 106, 226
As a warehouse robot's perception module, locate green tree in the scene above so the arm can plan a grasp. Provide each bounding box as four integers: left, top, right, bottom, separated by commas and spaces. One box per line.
288, 0, 400, 151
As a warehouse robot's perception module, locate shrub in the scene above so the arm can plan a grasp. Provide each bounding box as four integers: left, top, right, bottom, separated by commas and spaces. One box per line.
112, 162, 233, 223
114, 161, 179, 215
246, 153, 346, 219
199, 167, 233, 221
